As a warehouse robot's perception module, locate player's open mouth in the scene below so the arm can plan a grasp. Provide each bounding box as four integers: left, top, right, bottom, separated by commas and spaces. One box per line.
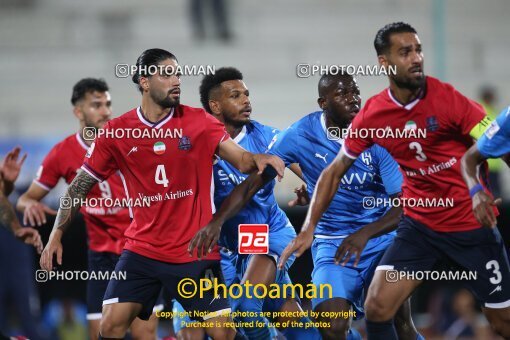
409, 67, 423, 76
241, 107, 252, 117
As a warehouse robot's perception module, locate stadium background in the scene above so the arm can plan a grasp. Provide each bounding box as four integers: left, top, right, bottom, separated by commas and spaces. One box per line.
0, 0, 509, 338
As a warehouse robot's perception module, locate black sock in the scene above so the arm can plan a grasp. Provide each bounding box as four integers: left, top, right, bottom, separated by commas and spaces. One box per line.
366, 319, 398, 340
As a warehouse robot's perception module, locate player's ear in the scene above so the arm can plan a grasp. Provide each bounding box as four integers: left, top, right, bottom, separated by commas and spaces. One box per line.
378, 54, 388, 69
139, 76, 149, 92
73, 105, 83, 121
209, 100, 221, 116
317, 97, 326, 110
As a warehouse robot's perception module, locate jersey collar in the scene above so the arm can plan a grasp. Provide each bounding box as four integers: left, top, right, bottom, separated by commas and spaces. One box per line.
387, 88, 423, 111
321, 112, 345, 144
233, 125, 247, 143
137, 106, 175, 129
75, 133, 89, 151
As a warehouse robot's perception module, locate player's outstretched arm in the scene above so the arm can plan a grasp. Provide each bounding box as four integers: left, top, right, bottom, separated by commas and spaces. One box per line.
0, 176, 42, 253
188, 166, 278, 259
461, 145, 501, 228
218, 139, 285, 179
40, 170, 97, 271
335, 193, 402, 267
1, 147, 27, 196
17, 183, 57, 227
278, 150, 355, 269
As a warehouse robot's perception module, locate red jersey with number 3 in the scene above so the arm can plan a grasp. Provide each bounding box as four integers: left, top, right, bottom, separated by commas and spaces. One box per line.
343, 76, 488, 232
35, 133, 130, 254
82, 105, 230, 263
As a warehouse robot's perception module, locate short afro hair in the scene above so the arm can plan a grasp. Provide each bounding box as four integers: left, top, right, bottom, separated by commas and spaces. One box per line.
199, 67, 243, 113
71, 78, 109, 105
374, 22, 417, 56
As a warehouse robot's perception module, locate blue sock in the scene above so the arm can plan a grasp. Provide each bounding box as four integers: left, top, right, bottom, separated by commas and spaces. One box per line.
366, 319, 397, 340
280, 317, 321, 340
347, 327, 363, 340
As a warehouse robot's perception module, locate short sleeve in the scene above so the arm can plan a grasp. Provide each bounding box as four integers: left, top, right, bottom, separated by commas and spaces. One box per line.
477, 107, 510, 158
205, 113, 230, 155
447, 85, 488, 137
343, 108, 374, 158
34, 145, 62, 190
374, 145, 403, 195
267, 127, 298, 167
82, 122, 118, 182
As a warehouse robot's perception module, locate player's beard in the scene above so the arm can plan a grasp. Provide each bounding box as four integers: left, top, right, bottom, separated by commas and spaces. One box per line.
224, 113, 249, 129
151, 90, 180, 108
391, 71, 425, 91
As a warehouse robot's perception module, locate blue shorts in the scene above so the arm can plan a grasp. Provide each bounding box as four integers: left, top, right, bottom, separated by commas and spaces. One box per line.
311, 234, 394, 319
103, 250, 230, 321
378, 215, 510, 308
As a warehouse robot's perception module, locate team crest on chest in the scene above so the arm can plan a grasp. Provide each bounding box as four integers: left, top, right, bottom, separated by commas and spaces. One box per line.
178, 136, 192, 150
426, 116, 439, 132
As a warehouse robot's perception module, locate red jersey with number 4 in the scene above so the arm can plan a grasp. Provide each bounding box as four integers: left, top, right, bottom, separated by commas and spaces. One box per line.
82, 105, 230, 263
35, 133, 130, 254
343, 76, 489, 232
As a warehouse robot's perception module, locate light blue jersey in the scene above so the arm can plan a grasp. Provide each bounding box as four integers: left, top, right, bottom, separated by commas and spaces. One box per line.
268, 111, 402, 237
214, 120, 295, 252
477, 106, 510, 159
269, 111, 403, 316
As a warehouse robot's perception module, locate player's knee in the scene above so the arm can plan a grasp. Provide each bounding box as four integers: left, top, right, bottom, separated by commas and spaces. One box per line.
231, 294, 263, 314
131, 325, 156, 340
99, 315, 128, 338
365, 295, 393, 321
320, 318, 349, 340
488, 313, 510, 337
206, 326, 237, 340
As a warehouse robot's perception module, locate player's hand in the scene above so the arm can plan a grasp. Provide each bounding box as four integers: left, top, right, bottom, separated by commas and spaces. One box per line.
278, 228, 314, 269
188, 220, 222, 260
472, 191, 501, 228
288, 184, 309, 207
14, 227, 43, 254
0, 146, 27, 183
40, 229, 63, 271
334, 229, 370, 267
23, 200, 57, 227
253, 154, 285, 181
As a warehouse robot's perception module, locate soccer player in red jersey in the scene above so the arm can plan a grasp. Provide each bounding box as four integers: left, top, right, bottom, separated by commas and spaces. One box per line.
39, 49, 284, 340
279, 22, 510, 339
0, 147, 42, 252
17, 79, 158, 339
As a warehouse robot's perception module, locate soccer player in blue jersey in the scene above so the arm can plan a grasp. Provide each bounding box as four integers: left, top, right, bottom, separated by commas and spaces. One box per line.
185, 67, 320, 340
461, 106, 510, 228
193, 71, 423, 340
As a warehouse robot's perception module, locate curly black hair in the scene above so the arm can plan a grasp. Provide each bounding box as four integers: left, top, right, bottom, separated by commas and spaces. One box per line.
199, 67, 243, 113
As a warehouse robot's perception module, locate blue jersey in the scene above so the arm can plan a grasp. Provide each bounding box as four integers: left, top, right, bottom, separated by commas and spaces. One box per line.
477, 106, 510, 159
214, 121, 293, 251
268, 111, 403, 237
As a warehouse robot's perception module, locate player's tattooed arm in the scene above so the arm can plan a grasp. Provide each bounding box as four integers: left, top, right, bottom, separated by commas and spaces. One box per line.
54, 170, 97, 233
279, 150, 355, 269
461, 144, 501, 228
188, 166, 277, 259
335, 193, 403, 267
40, 170, 97, 271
